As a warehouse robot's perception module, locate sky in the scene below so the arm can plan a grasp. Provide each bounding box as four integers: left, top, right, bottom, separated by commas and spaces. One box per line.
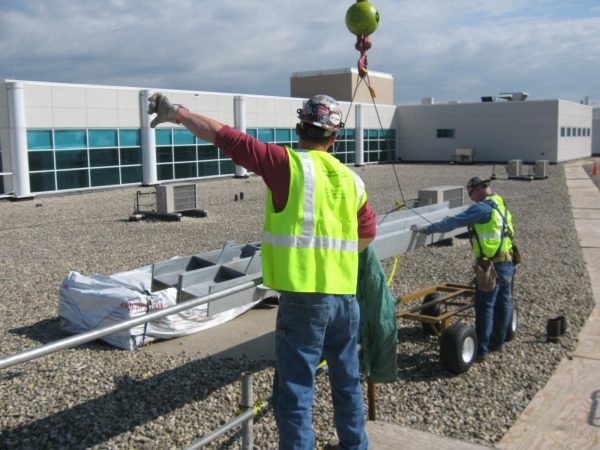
0, 0, 599, 106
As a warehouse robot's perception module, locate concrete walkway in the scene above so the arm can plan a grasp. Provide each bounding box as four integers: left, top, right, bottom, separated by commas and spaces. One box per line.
496, 162, 600, 450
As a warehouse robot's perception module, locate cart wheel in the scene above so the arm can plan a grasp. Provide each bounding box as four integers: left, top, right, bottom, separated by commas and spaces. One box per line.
420, 292, 442, 335
505, 304, 518, 342
440, 323, 477, 374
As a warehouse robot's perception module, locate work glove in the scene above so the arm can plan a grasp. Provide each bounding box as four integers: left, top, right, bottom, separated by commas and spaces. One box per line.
147, 93, 182, 128
410, 224, 428, 234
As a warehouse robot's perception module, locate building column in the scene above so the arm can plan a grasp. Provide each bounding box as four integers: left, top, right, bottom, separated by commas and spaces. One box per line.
7, 82, 33, 199
233, 95, 248, 178
355, 103, 365, 166
140, 89, 158, 186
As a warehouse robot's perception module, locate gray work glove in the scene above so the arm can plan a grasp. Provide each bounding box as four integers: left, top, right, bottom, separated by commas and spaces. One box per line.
410, 224, 429, 234
147, 93, 181, 128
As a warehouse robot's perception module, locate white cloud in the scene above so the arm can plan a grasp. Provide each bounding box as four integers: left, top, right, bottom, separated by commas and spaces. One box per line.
0, 0, 598, 105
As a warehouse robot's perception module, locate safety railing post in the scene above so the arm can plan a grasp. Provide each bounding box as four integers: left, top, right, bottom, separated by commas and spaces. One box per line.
241, 372, 253, 450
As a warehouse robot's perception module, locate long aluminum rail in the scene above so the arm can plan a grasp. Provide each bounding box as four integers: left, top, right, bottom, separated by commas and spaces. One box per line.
0, 277, 262, 369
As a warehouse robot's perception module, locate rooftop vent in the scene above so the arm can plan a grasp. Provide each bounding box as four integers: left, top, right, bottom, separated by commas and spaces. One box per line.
499, 92, 529, 101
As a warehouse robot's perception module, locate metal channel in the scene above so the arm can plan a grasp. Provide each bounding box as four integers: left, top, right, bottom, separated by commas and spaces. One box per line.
372, 202, 469, 261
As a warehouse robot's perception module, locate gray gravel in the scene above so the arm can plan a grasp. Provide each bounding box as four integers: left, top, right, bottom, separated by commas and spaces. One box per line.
0, 161, 597, 449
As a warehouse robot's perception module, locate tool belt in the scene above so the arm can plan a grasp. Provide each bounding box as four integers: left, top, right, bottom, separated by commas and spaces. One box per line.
491, 252, 512, 263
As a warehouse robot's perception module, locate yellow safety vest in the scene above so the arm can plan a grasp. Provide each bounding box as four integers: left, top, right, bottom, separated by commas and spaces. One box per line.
261, 147, 367, 294
470, 194, 514, 259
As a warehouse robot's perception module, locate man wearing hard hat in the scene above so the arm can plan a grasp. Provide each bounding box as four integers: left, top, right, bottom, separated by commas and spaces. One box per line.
148, 93, 375, 450
411, 177, 519, 363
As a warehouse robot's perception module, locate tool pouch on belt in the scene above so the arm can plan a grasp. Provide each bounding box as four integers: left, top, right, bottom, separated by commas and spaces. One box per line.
475, 258, 497, 292
512, 244, 522, 265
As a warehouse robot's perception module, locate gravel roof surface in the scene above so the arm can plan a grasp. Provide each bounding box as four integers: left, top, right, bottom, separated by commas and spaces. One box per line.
0, 160, 597, 449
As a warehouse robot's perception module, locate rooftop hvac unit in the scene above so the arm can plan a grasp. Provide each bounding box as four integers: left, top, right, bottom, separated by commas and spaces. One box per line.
156, 184, 197, 213
417, 186, 464, 209
507, 160, 522, 178
535, 160, 549, 179
451, 148, 476, 164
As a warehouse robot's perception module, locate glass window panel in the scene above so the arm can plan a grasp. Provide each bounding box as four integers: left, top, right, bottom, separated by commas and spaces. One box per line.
28, 151, 55, 171
196, 137, 211, 145
175, 162, 197, 179
30, 172, 56, 192
291, 142, 299, 149
198, 161, 219, 177
157, 164, 174, 181
198, 145, 218, 160
388, 129, 396, 139
120, 147, 142, 165
560, 127, 565, 137
346, 152, 356, 164
437, 129, 455, 138
57, 169, 89, 190
368, 140, 379, 151
56, 150, 88, 170
156, 146, 173, 163
292, 131, 299, 142
121, 166, 143, 184
275, 129, 291, 142
368, 129, 378, 139
258, 129, 274, 142
578, 128, 582, 136
174, 146, 197, 162
246, 129, 257, 139
567, 128, 571, 137
387, 140, 396, 150
155, 129, 172, 145
174, 129, 196, 145
89, 130, 117, 148
27, 130, 53, 149
91, 168, 120, 187
119, 129, 141, 147
55, 130, 86, 149
588, 129, 591, 136
90, 148, 118, 167
345, 129, 355, 139
219, 159, 235, 175
335, 141, 346, 152
346, 141, 355, 152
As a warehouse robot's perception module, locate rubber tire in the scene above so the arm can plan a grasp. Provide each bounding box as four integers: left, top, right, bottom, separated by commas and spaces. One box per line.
440, 323, 477, 374
505, 303, 518, 342
420, 292, 442, 335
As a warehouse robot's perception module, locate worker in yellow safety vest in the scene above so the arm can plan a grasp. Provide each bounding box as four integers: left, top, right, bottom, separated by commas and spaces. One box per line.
148, 93, 376, 450
411, 177, 518, 362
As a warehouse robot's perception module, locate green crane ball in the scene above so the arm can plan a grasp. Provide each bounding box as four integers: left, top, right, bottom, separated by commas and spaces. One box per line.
345, 2, 379, 36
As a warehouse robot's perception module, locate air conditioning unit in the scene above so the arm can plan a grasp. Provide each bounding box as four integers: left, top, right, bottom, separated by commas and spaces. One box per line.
507, 160, 522, 178
156, 184, 197, 213
451, 148, 476, 164
535, 160, 549, 179
418, 186, 464, 209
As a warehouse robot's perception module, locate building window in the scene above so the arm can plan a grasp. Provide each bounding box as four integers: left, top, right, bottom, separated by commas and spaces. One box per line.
560, 127, 565, 137
437, 129, 455, 138
588, 128, 591, 137
156, 128, 237, 181
362, 129, 396, 163
567, 128, 571, 137
27, 128, 143, 193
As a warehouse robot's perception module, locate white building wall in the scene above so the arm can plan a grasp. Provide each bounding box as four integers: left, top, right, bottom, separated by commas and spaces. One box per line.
556, 101, 593, 162
396, 100, 566, 163
593, 108, 600, 155
0, 82, 13, 193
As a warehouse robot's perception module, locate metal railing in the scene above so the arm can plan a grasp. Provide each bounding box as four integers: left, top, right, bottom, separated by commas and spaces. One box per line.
0, 276, 262, 370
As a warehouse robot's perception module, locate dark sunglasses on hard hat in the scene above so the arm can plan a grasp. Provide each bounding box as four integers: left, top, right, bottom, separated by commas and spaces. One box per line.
468, 182, 489, 197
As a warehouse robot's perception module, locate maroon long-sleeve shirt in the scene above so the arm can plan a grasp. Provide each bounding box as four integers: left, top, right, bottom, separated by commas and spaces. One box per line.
215, 126, 377, 239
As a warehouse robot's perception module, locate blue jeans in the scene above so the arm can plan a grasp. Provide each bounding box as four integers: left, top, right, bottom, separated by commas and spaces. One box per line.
273, 292, 368, 450
474, 261, 515, 357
